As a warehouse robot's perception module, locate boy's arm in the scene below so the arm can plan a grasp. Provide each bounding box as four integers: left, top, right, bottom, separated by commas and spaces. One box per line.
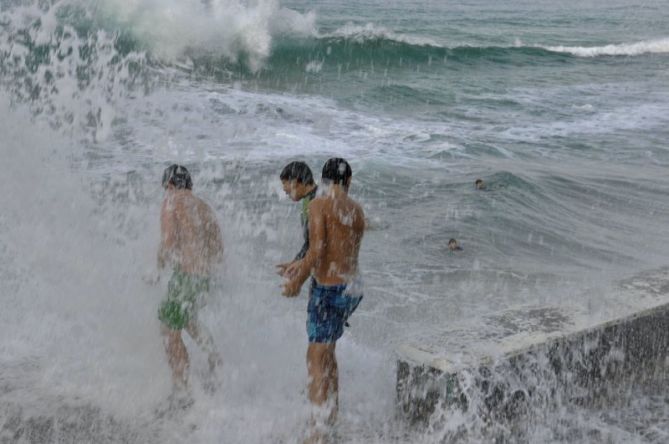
276, 211, 310, 275
294, 210, 311, 261
294, 238, 309, 261
283, 200, 325, 296
210, 219, 224, 264
158, 202, 178, 269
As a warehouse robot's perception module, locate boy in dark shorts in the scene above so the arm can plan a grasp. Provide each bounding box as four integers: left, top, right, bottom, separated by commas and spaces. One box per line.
282, 158, 365, 442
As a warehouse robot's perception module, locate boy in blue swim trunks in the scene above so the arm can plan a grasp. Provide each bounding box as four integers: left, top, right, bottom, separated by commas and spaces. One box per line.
283, 158, 365, 441
158, 165, 224, 398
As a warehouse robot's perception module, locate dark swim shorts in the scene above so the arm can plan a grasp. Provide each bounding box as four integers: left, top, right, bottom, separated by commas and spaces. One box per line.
307, 279, 363, 344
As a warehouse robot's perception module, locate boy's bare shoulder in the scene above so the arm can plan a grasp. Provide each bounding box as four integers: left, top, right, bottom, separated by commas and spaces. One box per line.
350, 198, 364, 216
309, 196, 328, 210
194, 194, 210, 209
195, 196, 219, 221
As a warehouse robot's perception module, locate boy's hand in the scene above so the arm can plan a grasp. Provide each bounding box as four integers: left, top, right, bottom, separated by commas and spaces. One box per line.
284, 261, 302, 280
282, 278, 302, 297
276, 262, 292, 277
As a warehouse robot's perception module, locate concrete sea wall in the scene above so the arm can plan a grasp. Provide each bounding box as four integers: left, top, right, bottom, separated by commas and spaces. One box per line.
396, 268, 669, 426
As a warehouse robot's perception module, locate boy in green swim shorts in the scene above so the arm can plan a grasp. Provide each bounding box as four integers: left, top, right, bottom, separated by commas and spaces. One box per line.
158, 164, 224, 397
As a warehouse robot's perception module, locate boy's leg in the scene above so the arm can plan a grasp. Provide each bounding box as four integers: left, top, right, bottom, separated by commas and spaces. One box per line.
307, 343, 339, 423
186, 318, 221, 372
161, 325, 189, 389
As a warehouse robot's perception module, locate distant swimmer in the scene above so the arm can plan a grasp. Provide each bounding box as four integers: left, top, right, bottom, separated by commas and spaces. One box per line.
276, 161, 318, 277
282, 158, 365, 443
448, 238, 463, 251
475, 178, 486, 190
157, 164, 223, 404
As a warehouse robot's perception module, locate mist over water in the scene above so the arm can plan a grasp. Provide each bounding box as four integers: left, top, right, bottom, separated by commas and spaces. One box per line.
1, 0, 669, 442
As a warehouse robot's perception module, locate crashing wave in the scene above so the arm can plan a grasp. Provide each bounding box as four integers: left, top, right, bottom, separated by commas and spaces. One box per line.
94, 0, 317, 72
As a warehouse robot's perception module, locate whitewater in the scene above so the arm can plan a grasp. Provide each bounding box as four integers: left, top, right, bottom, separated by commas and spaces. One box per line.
1, 0, 669, 442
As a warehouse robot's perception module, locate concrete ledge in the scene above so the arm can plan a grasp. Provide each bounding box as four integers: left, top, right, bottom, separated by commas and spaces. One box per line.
396, 267, 669, 425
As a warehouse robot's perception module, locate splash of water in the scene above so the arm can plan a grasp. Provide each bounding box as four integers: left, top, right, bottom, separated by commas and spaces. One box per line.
94, 0, 317, 71
0, 0, 152, 141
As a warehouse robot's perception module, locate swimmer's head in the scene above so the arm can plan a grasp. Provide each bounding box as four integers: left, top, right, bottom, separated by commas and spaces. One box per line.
280, 161, 315, 201
322, 158, 352, 189
162, 164, 193, 190
448, 238, 462, 251
475, 179, 485, 190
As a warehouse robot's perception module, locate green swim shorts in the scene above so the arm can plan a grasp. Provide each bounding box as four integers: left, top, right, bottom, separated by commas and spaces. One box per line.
158, 268, 210, 330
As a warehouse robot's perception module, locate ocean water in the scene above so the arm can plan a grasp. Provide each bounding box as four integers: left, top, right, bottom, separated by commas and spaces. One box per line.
1, 0, 669, 442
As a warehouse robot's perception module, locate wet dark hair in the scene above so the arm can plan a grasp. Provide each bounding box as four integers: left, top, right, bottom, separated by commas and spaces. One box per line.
321, 158, 352, 186
448, 238, 458, 245
162, 164, 193, 190
280, 161, 314, 185
475, 179, 484, 185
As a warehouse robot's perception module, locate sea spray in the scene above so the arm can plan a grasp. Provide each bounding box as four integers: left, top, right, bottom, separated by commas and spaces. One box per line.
93, 0, 316, 71
0, 0, 151, 141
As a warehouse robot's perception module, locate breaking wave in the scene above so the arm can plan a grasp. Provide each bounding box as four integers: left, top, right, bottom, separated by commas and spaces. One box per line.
94, 0, 317, 72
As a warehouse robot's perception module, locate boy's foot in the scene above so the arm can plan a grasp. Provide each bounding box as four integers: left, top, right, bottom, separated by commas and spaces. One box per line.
168, 387, 195, 411
203, 353, 222, 394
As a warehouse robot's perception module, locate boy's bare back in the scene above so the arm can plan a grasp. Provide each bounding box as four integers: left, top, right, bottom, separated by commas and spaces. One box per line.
161, 190, 223, 276
309, 192, 365, 286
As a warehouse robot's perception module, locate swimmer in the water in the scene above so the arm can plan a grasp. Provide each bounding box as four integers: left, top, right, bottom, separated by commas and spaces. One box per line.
475, 179, 486, 190
448, 238, 463, 251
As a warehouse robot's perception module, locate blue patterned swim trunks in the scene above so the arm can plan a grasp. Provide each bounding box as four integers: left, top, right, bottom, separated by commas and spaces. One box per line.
307, 279, 363, 344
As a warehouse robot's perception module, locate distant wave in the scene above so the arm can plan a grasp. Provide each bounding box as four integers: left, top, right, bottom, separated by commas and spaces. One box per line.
320, 23, 440, 47
264, 28, 669, 74
318, 24, 669, 60
264, 37, 566, 74
541, 38, 669, 57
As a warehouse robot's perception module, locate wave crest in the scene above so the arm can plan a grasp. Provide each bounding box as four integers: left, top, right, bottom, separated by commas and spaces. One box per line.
321, 22, 439, 47
96, 0, 317, 72
542, 38, 669, 57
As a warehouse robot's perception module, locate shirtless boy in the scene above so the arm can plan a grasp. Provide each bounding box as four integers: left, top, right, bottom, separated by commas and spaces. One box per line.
158, 164, 223, 398
283, 158, 365, 441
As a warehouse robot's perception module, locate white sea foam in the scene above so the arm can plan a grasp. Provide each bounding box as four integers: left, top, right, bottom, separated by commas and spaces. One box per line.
95, 0, 316, 71
305, 59, 324, 73
542, 37, 669, 57
0, 93, 170, 417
